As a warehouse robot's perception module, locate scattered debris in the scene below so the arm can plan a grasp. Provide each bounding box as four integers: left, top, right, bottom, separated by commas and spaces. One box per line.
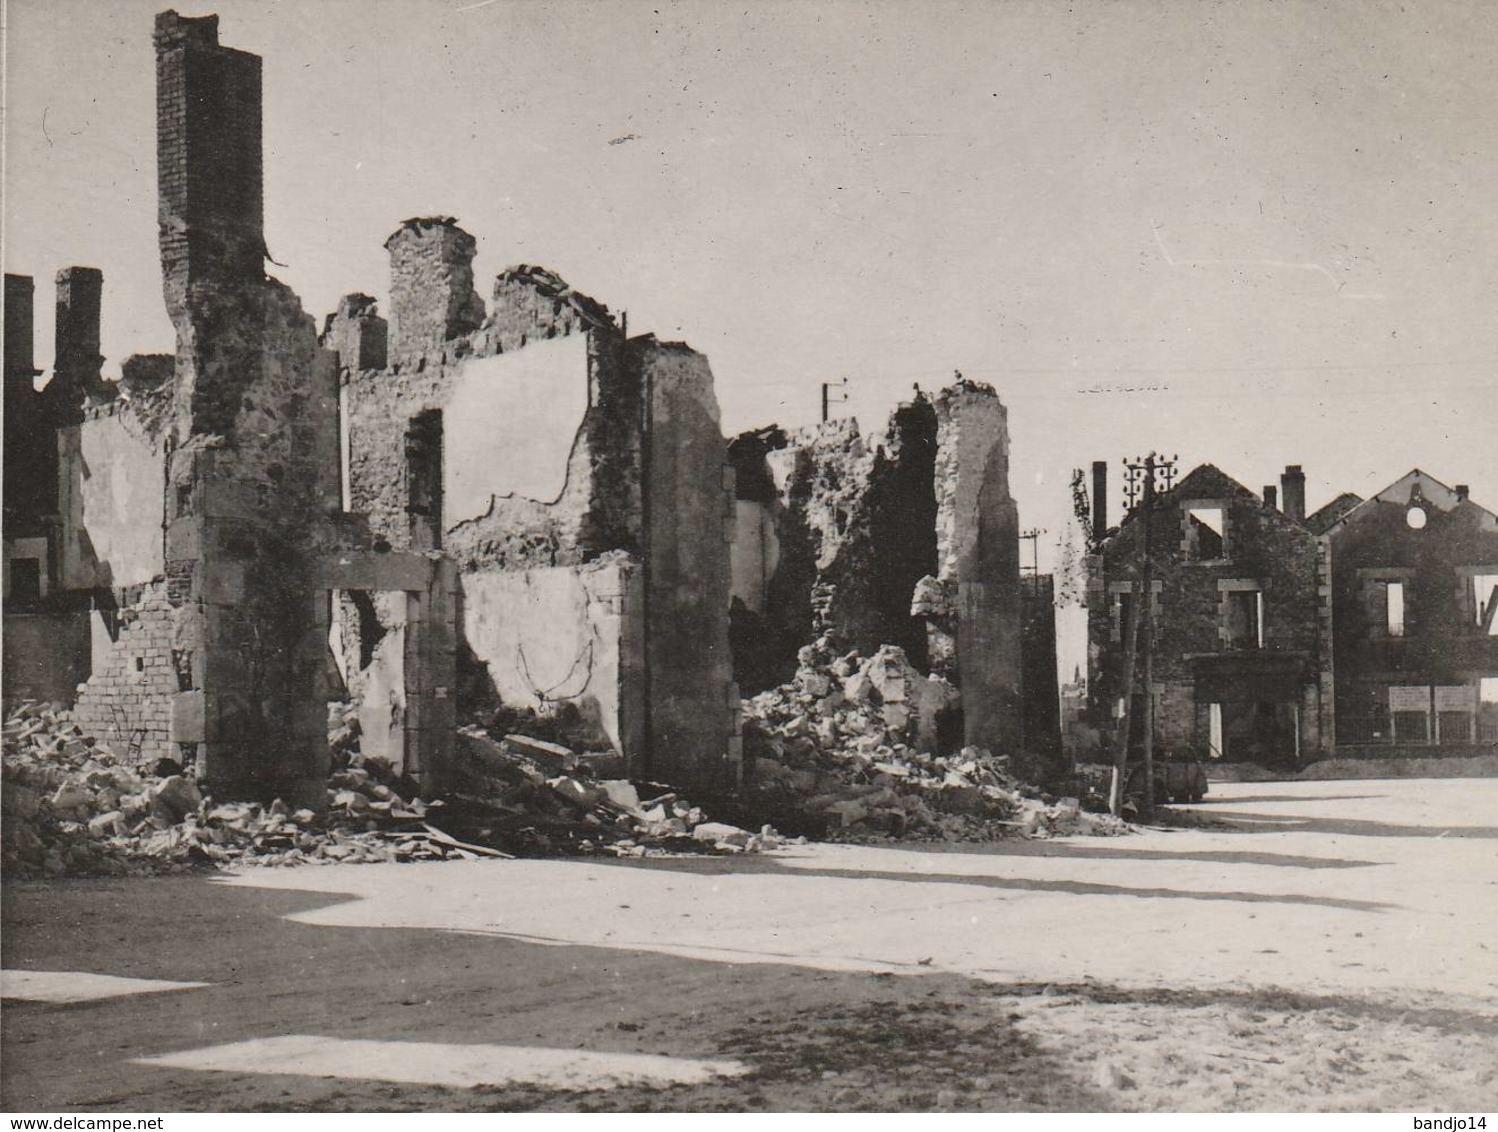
742, 639, 1130, 840
449, 722, 789, 858
2, 700, 787, 879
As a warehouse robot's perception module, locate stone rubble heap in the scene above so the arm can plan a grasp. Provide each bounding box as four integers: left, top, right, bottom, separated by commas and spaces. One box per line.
2, 700, 784, 879
742, 640, 1129, 840
1, 701, 478, 877
449, 725, 788, 857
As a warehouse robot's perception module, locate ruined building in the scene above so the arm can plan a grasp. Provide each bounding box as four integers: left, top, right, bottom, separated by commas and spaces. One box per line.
3, 9, 1059, 804
1086, 461, 1498, 765
330, 235, 737, 794
1086, 464, 1325, 765
1317, 471, 1498, 750
728, 380, 1059, 776
2, 11, 738, 800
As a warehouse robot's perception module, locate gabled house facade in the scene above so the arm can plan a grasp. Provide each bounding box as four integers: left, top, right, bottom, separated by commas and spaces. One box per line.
1320, 470, 1498, 750
1088, 461, 1498, 767
1086, 464, 1324, 766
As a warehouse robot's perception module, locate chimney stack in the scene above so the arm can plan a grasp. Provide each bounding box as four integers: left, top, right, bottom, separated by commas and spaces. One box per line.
1091, 460, 1108, 543
384, 218, 485, 355
1263, 484, 1278, 510
1456, 484, 1470, 502
1281, 464, 1306, 525
4, 274, 37, 394
54, 267, 102, 373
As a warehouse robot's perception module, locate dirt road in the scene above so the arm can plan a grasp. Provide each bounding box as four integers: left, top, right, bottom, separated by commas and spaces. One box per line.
4, 778, 1496, 1112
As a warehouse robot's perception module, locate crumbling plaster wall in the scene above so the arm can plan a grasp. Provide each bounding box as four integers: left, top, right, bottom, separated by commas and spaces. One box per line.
57, 403, 169, 592
340, 246, 736, 789
445, 336, 589, 515
461, 555, 643, 756
340, 266, 637, 759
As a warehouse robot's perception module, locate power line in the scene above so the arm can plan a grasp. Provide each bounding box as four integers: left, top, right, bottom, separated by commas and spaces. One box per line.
726, 356, 1497, 390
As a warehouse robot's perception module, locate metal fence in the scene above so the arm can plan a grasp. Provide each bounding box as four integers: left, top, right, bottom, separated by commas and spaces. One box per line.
1337, 714, 1498, 747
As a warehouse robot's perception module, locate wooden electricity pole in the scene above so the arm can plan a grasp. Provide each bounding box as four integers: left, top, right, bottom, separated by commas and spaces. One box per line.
820, 378, 848, 423
1019, 527, 1046, 576
1111, 452, 1176, 820
1139, 458, 1158, 821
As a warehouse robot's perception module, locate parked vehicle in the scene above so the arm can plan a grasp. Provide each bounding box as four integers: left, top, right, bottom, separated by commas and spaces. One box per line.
1124, 757, 1208, 804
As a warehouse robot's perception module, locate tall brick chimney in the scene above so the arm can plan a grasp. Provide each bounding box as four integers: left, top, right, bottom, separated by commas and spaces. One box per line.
4, 274, 37, 395
3, 272, 57, 527
1091, 460, 1108, 543
50, 266, 105, 412
155, 10, 264, 300
1263, 484, 1278, 510
384, 218, 485, 355
1281, 464, 1306, 525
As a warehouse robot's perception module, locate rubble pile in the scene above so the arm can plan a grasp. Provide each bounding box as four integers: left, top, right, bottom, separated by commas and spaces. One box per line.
743, 640, 1129, 840
2, 701, 499, 878
2, 700, 786, 879
449, 725, 788, 857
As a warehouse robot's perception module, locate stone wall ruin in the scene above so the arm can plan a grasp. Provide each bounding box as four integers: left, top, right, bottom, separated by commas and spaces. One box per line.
335, 234, 738, 793
3, 7, 1053, 811
728, 378, 1048, 766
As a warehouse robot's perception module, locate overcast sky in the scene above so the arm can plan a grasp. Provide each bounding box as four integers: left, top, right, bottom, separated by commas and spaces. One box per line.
6, 0, 1496, 672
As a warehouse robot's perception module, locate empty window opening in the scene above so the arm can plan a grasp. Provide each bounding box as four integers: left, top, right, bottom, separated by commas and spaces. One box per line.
1406, 506, 1427, 530
1207, 702, 1224, 759
1472, 575, 1498, 636
1480, 678, 1498, 705
406, 409, 444, 551
1113, 588, 1155, 645
1225, 589, 1263, 650
1385, 581, 1405, 638
8, 558, 41, 605
348, 590, 387, 670
1116, 590, 1135, 642
1187, 507, 1224, 560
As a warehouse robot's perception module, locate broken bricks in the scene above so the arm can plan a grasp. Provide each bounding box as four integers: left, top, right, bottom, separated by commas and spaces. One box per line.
742, 639, 1132, 842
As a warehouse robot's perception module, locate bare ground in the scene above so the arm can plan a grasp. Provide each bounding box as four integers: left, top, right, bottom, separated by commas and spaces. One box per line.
4, 778, 1496, 1112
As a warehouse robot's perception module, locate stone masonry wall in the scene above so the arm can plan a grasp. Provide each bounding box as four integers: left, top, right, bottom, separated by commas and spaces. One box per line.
344, 268, 635, 573
154, 10, 341, 802
634, 336, 739, 790
71, 581, 178, 764
728, 399, 939, 696
342, 235, 737, 788
928, 379, 1022, 753
385, 219, 485, 357
727, 379, 1027, 759
341, 243, 646, 758
1326, 486, 1498, 739
1087, 464, 1322, 761
1020, 572, 1063, 776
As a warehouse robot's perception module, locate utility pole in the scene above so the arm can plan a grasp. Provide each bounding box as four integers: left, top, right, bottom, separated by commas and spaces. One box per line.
1019, 527, 1046, 576
820, 378, 848, 423
1116, 452, 1177, 821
